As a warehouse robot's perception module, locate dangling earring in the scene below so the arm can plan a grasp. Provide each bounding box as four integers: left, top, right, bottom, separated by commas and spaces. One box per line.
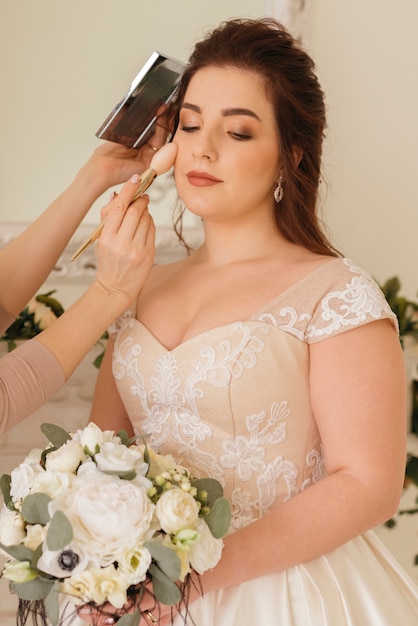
274, 175, 284, 203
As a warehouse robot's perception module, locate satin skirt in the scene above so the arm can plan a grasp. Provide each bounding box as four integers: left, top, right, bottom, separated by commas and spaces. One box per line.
174, 531, 418, 625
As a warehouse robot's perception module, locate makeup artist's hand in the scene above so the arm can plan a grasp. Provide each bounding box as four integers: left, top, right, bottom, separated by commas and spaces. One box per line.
93, 173, 156, 305
77, 110, 170, 197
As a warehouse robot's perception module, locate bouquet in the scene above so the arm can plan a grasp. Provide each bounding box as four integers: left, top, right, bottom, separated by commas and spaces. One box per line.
0, 423, 231, 626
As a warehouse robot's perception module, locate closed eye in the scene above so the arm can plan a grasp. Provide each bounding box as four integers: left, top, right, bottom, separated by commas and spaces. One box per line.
229, 131, 252, 141
179, 124, 200, 133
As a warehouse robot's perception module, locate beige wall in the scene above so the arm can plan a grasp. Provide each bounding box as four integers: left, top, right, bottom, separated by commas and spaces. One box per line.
307, 1, 418, 297
0, 0, 264, 226
1, 0, 417, 297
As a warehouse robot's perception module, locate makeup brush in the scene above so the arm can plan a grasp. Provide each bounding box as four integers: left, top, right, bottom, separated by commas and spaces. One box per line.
71, 142, 178, 261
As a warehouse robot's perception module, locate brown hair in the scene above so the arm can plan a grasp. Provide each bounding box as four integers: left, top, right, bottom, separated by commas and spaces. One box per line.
169, 18, 339, 257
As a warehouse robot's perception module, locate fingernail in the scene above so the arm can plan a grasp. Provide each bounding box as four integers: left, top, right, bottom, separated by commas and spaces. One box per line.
109, 190, 117, 201
130, 173, 140, 184
102, 619, 116, 625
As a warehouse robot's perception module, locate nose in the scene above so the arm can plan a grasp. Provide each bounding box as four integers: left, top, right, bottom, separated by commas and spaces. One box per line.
192, 128, 217, 161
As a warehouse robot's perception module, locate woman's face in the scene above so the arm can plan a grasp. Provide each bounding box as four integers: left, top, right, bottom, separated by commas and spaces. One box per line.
172, 65, 281, 223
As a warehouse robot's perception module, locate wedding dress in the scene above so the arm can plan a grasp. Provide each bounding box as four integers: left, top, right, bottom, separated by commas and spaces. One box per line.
110, 257, 418, 625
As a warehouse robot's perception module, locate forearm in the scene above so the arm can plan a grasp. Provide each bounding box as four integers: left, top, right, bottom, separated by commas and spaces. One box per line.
34, 280, 132, 379
0, 167, 107, 318
197, 468, 403, 597
0, 341, 65, 436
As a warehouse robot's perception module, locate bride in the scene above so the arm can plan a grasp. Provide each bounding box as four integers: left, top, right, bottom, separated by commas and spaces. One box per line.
80, 17, 418, 625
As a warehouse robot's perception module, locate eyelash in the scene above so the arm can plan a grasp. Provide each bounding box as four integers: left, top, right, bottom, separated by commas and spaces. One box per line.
179, 125, 252, 141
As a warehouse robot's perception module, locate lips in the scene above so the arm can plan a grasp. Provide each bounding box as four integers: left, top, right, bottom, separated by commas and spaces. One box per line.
186, 170, 223, 187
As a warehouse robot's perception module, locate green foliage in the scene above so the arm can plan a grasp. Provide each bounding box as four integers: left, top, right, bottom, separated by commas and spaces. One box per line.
10, 578, 54, 602
46, 511, 73, 551
203, 497, 232, 539
0, 290, 64, 346
21, 493, 51, 525
145, 540, 182, 605
40, 423, 71, 448
0, 473, 12, 507
117, 613, 141, 626
379, 276, 418, 342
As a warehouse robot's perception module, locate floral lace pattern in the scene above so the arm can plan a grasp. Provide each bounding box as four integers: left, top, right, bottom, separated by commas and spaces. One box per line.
111, 258, 396, 531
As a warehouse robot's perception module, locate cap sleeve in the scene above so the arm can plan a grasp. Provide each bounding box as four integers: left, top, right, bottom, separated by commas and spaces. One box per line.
306, 258, 398, 344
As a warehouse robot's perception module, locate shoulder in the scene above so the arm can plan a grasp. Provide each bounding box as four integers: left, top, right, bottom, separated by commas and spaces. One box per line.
256, 257, 398, 343
306, 258, 398, 342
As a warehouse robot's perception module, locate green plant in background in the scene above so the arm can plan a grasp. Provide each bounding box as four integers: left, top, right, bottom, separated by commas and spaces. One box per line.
379, 277, 418, 564
1, 290, 106, 368
1, 290, 64, 351
379, 276, 418, 346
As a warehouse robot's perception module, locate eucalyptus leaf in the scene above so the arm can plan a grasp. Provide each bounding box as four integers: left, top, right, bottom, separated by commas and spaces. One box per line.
45, 582, 60, 626
103, 470, 137, 481
21, 493, 51, 525
31, 543, 44, 568
10, 577, 54, 601
0, 542, 34, 562
144, 540, 181, 580
192, 478, 223, 506
46, 510, 73, 551
0, 473, 11, 505
117, 429, 130, 446
40, 423, 71, 448
148, 563, 182, 605
203, 497, 232, 538
117, 612, 141, 626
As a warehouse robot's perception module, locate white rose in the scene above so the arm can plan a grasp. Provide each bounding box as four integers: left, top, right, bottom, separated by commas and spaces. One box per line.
95, 441, 148, 476
117, 544, 152, 585
189, 519, 223, 574
61, 565, 128, 608
28, 300, 57, 330
30, 469, 74, 499
92, 565, 128, 608
155, 489, 200, 534
0, 505, 25, 547
50, 472, 155, 566
10, 450, 44, 501
45, 440, 86, 474
72, 422, 120, 455
23, 524, 47, 551
37, 541, 90, 578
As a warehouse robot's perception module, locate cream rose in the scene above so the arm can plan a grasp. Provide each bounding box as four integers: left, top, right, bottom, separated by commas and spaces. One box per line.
188, 519, 223, 574
49, 471, 155, 566
30, 469, 74, 500
72, 422, 120, 455
0, 506, 25, 547
45, 440, 86, 474
61, 565, 128, 607
10, 449, 44, 501
155, 489, 200, 534
117, 544, 152, 585
95, 441, 148, 476
23, 523, 47, 551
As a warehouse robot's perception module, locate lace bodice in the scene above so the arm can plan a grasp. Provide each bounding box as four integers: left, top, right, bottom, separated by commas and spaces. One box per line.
109, 258, 396, 531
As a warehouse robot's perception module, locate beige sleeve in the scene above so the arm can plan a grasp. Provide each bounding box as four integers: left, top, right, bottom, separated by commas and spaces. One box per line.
0, 340, 65, 435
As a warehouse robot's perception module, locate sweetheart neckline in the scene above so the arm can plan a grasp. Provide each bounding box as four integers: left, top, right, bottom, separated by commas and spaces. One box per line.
122, 258, 342, 352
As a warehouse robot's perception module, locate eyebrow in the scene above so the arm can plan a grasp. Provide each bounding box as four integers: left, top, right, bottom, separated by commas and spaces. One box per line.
181, 102, 261, 121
